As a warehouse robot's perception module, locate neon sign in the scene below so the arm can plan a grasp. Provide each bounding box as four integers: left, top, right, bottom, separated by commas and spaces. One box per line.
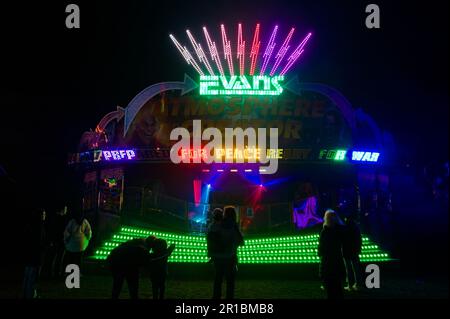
351, 151, 380, 162
318, 149, 347, 161
199, 75, 284, 96
68, 149, 380, 164
180, 148, 283, 161
102, 149, 136, 161
170, 120, 280, 174
319, 149, 381, 163
170, 24, 312, 77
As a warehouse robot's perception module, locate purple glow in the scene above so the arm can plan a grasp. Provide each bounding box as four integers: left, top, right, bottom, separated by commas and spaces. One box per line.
279, 32, 312, 76
293, 196, 322, 229
270, 27, 295, 76
102, 149, 136, 161
260, 25, 278, 75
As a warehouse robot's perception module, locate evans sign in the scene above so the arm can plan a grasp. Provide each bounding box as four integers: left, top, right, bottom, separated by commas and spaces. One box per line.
199, 75, 284, 96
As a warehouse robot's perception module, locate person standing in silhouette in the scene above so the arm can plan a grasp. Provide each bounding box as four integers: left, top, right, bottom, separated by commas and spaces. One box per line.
318, 209, 346, 299
343, 216, 363, 290
22, 207, 46, 299
207, 208, 224, 261
44, 205, 68, 278
212, 206, 244, 299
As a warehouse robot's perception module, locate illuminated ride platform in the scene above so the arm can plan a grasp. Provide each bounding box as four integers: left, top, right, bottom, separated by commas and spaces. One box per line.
92, 225, 392, 264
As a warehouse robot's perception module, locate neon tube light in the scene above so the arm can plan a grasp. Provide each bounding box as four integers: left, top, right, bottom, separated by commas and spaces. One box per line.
260, 25, 278, 75
186, 30, 215, 76
249, 23, 261, 76
237, 23, 246, 76
279, 32, 312, 76
221, 24, 234, 76
169, 34, 205, 76
203, 27, 225, 76
270, 27, 295, 76
170, 24, 312, 77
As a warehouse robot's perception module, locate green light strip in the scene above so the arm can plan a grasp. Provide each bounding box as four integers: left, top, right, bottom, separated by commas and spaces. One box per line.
101, 239, 378, 251
119, 227, 370, 243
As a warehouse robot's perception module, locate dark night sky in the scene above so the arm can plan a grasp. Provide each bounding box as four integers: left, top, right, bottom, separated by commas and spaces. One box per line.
1, 0, 448, 204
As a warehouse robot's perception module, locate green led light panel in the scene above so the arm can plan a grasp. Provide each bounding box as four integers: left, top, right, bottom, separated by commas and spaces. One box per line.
199, 75, 284, 96
92, 225, 392, 264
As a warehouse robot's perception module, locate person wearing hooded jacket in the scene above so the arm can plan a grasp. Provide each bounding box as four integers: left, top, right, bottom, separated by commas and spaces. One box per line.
63, 209, 92, 270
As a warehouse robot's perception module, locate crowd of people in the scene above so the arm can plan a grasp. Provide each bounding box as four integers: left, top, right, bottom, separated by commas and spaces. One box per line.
22, 201, 362, 300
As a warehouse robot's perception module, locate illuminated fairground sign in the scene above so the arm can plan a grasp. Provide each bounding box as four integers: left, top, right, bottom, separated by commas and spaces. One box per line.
199, 75, 284, 96
319, 149, 381, 163
179, 148, 283, 161
73, 23, 388, 173
102, 149, 136, 161
67, 149, 137, 164
170, 24, 312, 81
68, 148, 381, 165
351, 151, 380, 162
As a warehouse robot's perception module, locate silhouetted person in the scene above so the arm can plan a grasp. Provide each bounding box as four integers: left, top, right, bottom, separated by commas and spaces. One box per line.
318, 209, 346, 299
63, 209, 92, 271
149, 238, 175, 300
44, 205, 68, 278
22, 208, 46, 299
207, 208, 224, 261
107, 236, 157, 299
343, 216, 363, 290
212, 206, 244, 299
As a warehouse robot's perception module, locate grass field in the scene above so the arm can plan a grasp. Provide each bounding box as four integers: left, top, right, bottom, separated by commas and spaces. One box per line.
1, 267, 447, 299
